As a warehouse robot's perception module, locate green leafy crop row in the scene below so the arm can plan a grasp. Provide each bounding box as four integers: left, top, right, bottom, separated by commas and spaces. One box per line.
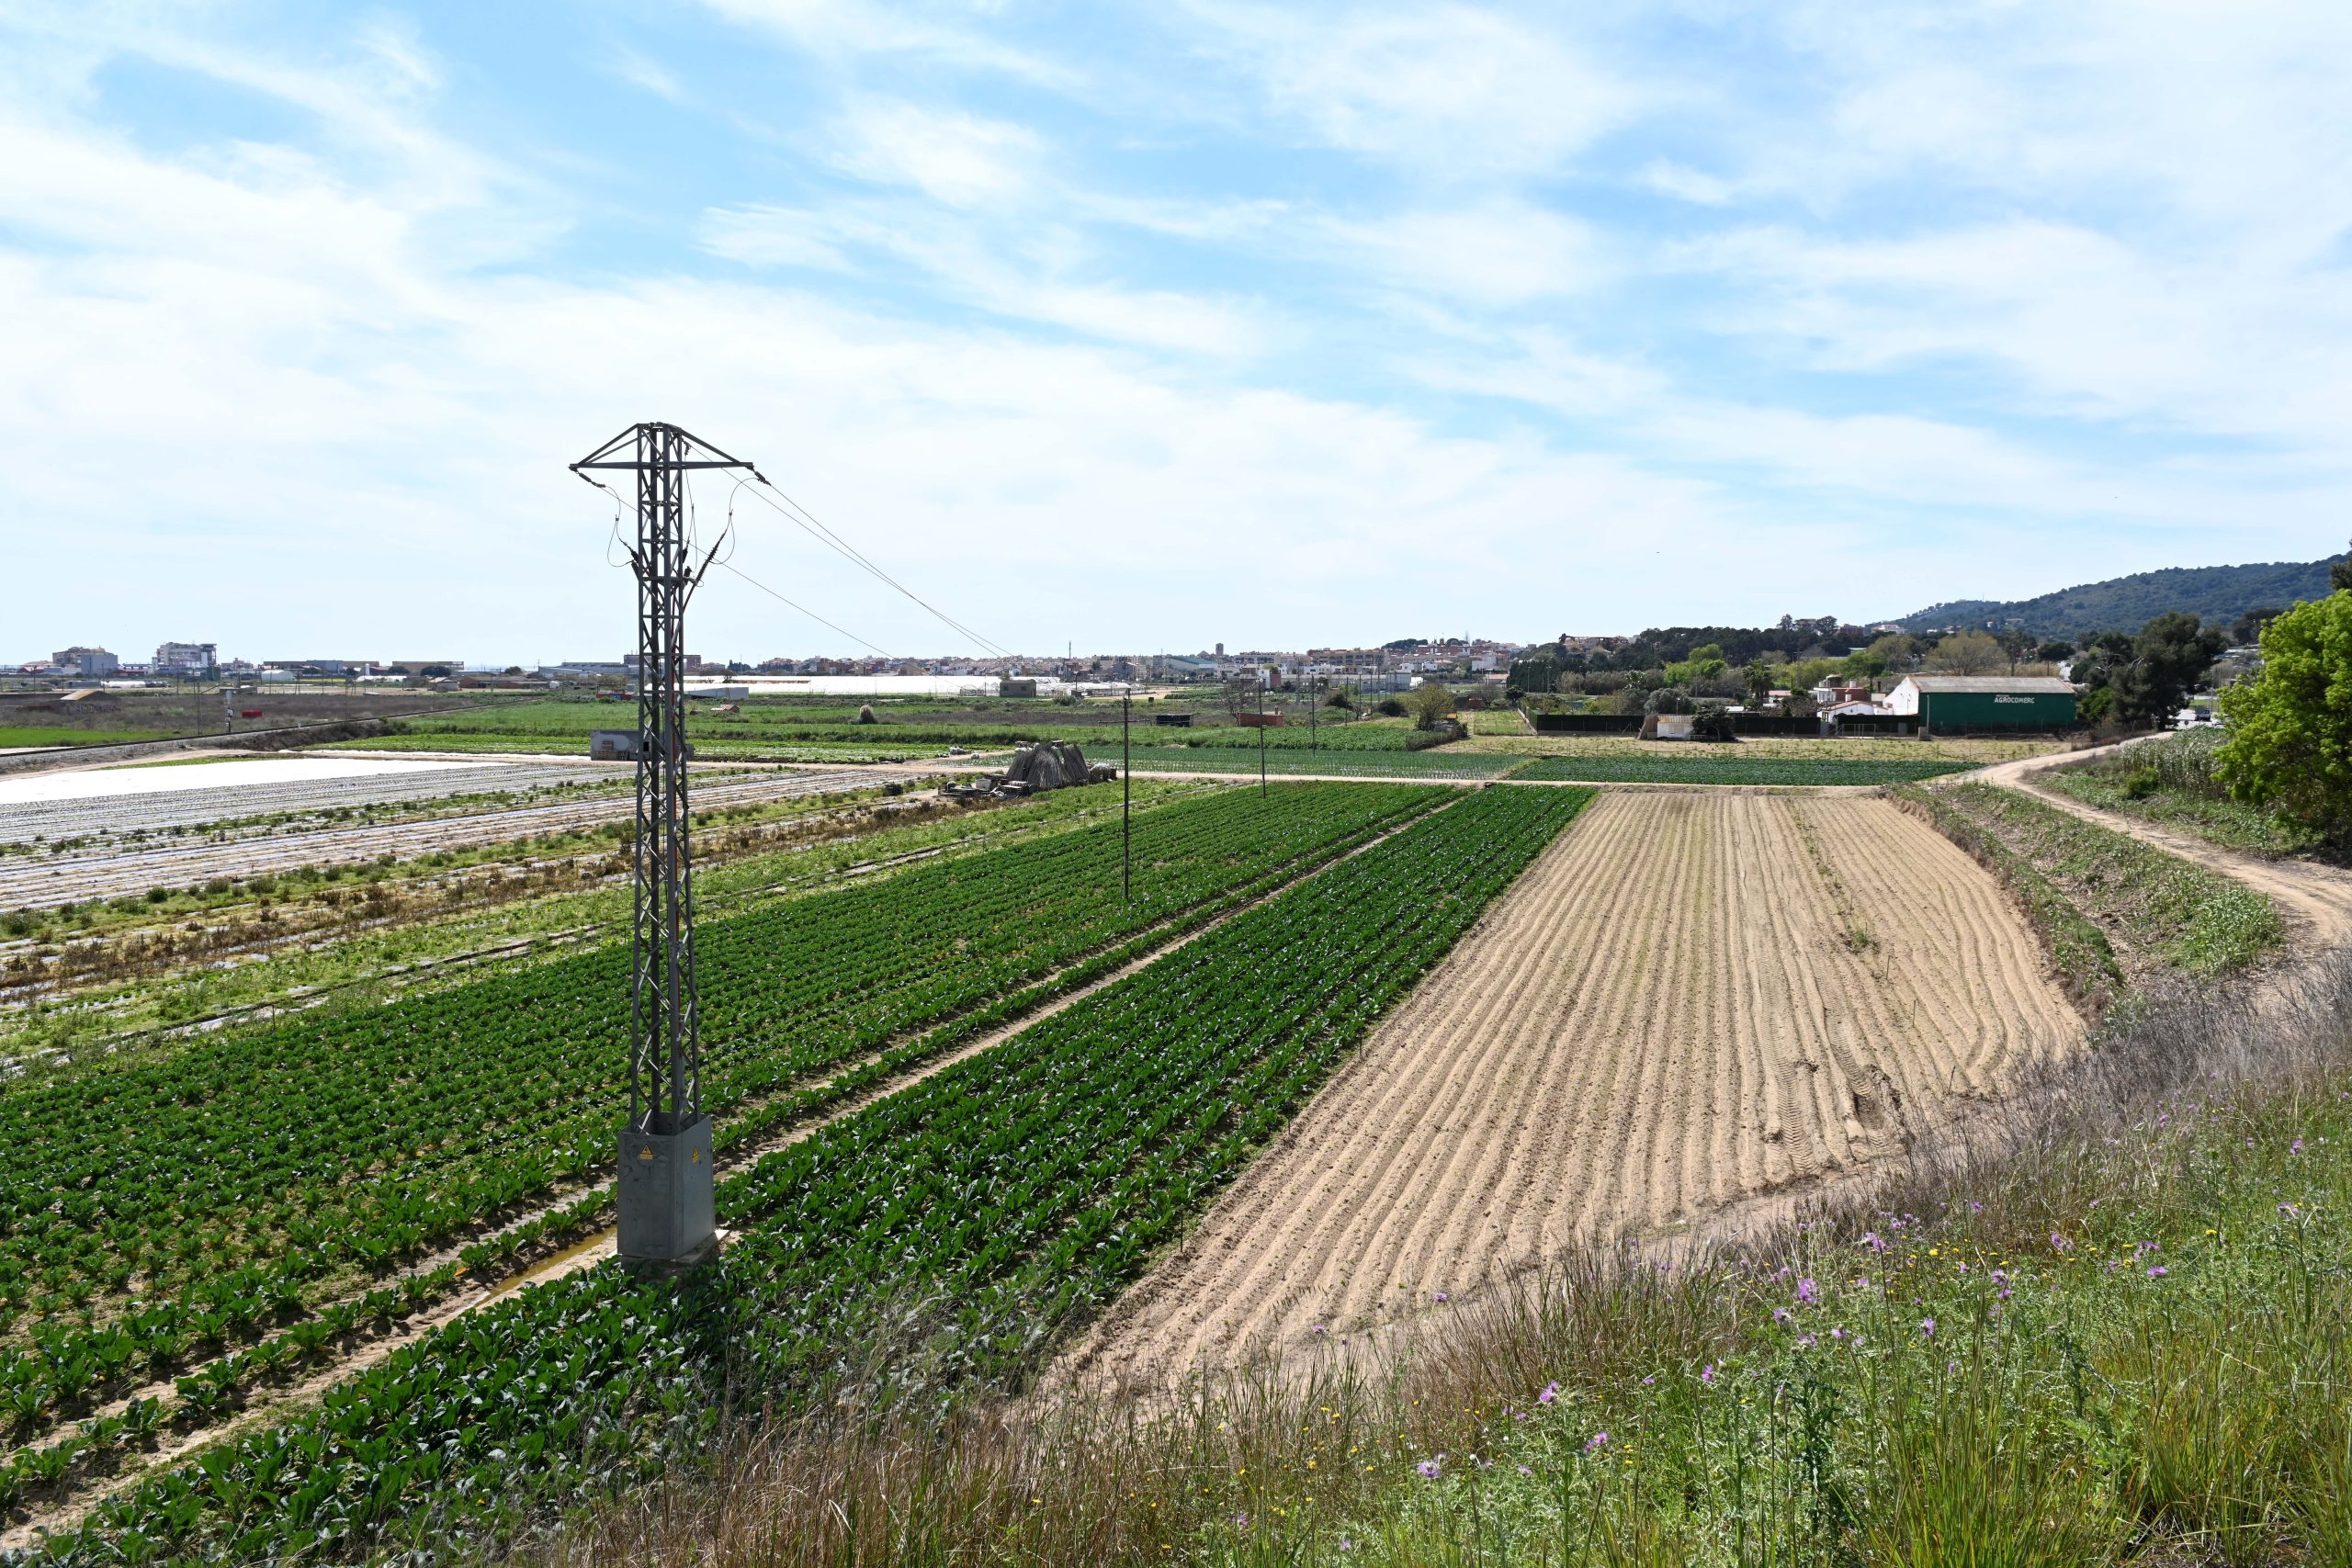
27, 785, 1592, 1565
0, 785, 1439, 1448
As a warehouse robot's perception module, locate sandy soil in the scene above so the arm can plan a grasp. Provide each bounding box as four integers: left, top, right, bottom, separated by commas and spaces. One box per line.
1067, 790, 2079, 1389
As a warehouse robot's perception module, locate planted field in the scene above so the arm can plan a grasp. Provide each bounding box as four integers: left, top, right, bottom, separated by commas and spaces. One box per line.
25, 785, 1590, 1563
1074, 790, 2081, 1385
1148, 720, 1422, 751
336, 730, 943, 763
0, 760, 615, 851
0, 730, 153, 750
1510, 753, 1978, 786
340, 698, 1430, 764
341, 697, 1163, 761
0, 784, 1439, 1461
1120, 745, 1521, 779
1464, 734, 2059, 763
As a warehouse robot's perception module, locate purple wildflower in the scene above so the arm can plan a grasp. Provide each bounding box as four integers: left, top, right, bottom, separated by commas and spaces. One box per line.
1796, 1334, 1817, 1349
1919, 1317, 1938, 1338
1700, 1363, 1718, 1385
1795, 1278, 1820, 1305
2291, 1138, 2305, 1155
1861, 1231, 1888, 1253
2148, 1265, 2168, 1278
1538, 1381, 1559, 1405
2051, 1233, 2073, 1254
1417, 1458, 1442, 1480
1584, 1431, 1610, 1454
2281, 1202, 2301, 1219
1434, 1291, 1448, 1303
1772, 1306, 1792, 1326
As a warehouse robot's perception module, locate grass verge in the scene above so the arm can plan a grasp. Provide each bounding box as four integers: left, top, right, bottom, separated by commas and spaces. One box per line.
1920, 781, 2282, 978
2046, 730, 2339, 862
1891, 784, 2123, 1014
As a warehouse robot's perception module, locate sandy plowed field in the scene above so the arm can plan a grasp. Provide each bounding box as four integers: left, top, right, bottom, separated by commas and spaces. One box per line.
1071, 789, 2078, 1387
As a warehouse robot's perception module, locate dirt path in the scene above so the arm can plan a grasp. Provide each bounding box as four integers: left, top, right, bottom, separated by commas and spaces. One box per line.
1971, 746, 2352, 953
1064, 791, 2078, 1391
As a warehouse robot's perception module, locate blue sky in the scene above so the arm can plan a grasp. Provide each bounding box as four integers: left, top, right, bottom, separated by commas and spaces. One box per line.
5, 1, 2349, 664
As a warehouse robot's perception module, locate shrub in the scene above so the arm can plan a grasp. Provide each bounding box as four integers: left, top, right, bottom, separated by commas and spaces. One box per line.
2217, 592, 2352, 841
1644, 685, 1695, 716
1689, 701, 1737, 742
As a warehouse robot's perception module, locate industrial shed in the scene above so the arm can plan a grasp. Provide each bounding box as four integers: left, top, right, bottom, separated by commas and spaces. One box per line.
1884, 675, 2077, 731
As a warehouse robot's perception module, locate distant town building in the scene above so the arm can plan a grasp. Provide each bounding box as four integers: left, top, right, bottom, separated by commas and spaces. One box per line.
1884, 675, 2078, 730
269, 659, 366, 675
51, 646, 119, 677
152, 641, 217, 675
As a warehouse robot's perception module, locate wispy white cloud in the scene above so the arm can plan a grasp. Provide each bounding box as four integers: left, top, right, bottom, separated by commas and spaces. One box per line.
1319, 198, 1603, 307
697, 199, 1267, 355
827, 98, 1040, 206
603, 44, 687, 104
695, 0, 1081, 89
7, 0, 2352, 662
1181, 3, 1634, 176
1636, 159, 1736, 206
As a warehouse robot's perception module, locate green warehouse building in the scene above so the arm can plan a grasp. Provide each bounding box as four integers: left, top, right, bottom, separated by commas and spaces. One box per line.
1886, 674, 2078, 731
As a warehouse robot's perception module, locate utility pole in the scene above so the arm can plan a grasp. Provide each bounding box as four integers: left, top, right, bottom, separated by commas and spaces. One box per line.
1259, 668, 1268, 795
1122, 679, 1132, 902
571, 422, 761, 1269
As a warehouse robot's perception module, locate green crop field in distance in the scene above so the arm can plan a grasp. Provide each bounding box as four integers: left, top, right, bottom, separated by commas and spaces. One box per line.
1119, 745, 1523, 779
0, 728, 157, 749
1510, 754, 1983, 786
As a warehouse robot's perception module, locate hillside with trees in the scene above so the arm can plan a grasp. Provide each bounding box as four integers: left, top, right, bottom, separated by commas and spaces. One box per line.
1893, 551, 2347, 640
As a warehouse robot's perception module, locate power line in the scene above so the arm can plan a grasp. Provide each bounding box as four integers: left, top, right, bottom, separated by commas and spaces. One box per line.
731, 478, 1013, 658
717, 559, 894, 658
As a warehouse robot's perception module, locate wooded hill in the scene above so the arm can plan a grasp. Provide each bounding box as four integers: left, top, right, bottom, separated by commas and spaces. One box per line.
1894, 552, 2347, 640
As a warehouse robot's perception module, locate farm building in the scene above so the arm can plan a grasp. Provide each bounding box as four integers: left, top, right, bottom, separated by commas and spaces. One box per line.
1884, 675, 2077, 730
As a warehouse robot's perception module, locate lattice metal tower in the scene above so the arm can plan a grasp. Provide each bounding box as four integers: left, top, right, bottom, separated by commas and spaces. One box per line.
571, 423, 759, 1265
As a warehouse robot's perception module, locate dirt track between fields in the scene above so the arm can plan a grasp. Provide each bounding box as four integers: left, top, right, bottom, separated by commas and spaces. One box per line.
1973, 746, 2352, 954
1067, 790, 2079, 1389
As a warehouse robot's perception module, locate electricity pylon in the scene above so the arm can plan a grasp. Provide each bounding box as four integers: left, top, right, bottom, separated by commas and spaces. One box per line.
571, 422, 760, 1266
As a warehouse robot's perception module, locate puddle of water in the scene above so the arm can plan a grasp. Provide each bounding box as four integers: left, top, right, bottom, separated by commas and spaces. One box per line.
484, 1228, 616, 1300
